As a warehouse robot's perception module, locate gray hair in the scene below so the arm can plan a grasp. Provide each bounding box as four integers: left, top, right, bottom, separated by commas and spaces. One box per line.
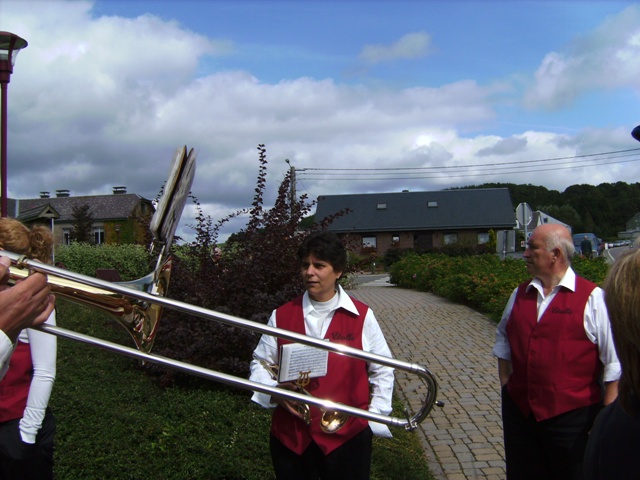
543, 227, 575, 260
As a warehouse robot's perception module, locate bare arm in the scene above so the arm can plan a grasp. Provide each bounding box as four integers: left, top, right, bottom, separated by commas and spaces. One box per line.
603, 380, 619, 406
498, 358, 512, 387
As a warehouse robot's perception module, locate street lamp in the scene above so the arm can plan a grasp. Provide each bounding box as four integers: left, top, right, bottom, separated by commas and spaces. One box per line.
0, 31, 28, 217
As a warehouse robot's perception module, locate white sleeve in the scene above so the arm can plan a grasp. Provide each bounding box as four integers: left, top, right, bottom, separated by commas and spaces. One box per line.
492, 287, 518, 361
362, 308, 394, 438
0, 330, 15, 381
249, 310, 279, 409
19, 310, 57, 444
583, 287, 621, 383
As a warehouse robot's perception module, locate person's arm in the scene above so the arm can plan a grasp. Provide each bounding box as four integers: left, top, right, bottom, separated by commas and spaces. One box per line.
363, 309, 394, 437
603, 381, 619, 406
19, 310, 57, 444
0, 256, 55, 343
249, 310, 282, 408
363, 310, 394, 415
498, 358, 512, 387
0, 331, 14, 380
584, 287, 620, 402
493, 287, 518, 386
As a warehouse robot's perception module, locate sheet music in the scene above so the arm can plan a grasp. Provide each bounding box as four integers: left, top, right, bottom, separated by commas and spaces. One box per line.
278, 343, 329, 383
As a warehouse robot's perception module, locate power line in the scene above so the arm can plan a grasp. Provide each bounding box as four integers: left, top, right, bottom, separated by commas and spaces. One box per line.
295, 148, 640, 181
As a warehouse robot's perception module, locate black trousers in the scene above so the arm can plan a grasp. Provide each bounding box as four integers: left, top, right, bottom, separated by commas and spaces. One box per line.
270, 426, 373, 480
502, 385, 601, 480
0, 408, 56, 480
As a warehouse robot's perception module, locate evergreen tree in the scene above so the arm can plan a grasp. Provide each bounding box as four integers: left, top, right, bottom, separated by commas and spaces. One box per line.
70, 204, 94, 243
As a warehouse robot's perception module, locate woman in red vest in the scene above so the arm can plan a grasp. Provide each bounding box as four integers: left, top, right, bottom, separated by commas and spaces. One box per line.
250, 231, 394, 480
0, 218, 56, 480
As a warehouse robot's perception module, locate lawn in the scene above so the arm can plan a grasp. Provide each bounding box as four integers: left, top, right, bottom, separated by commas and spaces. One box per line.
49, 302, 435, 480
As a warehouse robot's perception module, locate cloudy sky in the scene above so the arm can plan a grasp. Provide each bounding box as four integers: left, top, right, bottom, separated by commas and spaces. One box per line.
1, 0, 639, 241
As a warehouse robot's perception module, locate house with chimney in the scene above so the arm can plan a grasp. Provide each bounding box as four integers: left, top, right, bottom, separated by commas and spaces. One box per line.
314, 188, 516, 256
7, 186, 154, 246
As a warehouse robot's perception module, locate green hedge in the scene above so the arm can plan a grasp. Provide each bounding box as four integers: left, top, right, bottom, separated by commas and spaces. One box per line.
390, 253, 610, 322
54, 243, 153, 281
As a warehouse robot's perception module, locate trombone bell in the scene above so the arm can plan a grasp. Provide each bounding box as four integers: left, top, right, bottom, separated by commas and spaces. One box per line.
9, 255, 173, 353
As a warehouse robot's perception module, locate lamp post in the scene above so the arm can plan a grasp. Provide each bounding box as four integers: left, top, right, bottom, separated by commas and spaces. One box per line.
0, 32, 28, 217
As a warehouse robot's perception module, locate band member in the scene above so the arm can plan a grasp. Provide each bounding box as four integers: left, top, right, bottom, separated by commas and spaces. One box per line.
493, 223, 619, 479
250, 231, 394, 479
0, 218, 57, 480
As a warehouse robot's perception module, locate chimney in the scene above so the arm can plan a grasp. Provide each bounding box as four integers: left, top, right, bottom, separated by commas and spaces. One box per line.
40, 191, 50, 199
56, 189, 70, 198
113, 186, 127, 195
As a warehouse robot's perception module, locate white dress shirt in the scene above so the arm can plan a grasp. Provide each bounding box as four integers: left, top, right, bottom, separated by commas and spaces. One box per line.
0, 331, 14, 381
250, 285, 395, 437
492, 268, 620, 383
16, 311, 57, 444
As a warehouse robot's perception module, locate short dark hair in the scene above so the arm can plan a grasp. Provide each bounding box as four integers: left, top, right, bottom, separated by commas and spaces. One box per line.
297, 232, 347, 273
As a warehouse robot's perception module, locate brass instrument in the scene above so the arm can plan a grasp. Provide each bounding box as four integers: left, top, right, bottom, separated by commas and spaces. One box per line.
255, 357, 349, 434
2, 146, 443, 432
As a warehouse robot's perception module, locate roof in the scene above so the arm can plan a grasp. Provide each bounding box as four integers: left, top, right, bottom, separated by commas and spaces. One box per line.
16, 204, 61, 223
9, 193, 152, 222
315, 188, 516, 233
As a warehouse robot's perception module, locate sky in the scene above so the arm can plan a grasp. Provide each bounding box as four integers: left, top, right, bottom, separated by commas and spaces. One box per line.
1, 0, 640, 242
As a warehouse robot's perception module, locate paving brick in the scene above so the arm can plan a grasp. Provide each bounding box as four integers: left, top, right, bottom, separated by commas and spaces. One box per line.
351, 280, 506, 480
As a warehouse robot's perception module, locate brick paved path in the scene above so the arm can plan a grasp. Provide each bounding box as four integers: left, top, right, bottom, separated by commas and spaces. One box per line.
350, 279, 506, 480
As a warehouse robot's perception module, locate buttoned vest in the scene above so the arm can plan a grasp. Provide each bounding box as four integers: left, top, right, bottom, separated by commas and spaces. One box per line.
270, 296, 370, 455
0, 341, 33, 422
506, 276, 601, 421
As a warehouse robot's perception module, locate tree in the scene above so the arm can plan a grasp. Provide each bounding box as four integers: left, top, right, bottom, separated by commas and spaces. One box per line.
70, 204, 94, 243
150, 145, 348, 386
538, 204, 581, 228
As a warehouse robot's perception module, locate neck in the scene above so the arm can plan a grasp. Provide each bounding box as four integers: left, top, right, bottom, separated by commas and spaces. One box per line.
538, 267, 568, 294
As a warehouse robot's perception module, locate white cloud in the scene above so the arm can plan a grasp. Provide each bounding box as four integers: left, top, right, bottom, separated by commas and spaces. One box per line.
1, 1, 638, 243
359, 31, 432, 65
524, 4, 640, 110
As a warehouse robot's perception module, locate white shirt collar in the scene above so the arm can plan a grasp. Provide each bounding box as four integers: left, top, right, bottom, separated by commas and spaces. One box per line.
527, 267, 576, 294
302, 284, 358, 316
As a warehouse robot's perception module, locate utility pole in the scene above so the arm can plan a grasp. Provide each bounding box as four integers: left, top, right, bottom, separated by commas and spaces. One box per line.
285, 159, 296, 221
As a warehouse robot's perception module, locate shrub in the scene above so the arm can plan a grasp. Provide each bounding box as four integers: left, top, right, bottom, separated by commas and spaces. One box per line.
54, 242, 153, 280
150, 145, 348, 385
390, 252, 611, 322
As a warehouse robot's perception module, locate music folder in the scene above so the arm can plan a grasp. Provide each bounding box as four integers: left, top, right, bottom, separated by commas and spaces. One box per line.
277, 343, 329, 383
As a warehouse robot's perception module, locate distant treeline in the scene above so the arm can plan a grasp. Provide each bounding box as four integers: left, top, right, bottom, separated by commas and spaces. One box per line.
458, 182, 640, 240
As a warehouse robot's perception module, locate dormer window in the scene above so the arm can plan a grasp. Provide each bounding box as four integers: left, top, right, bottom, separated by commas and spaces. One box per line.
377, 203, 387, 210
428, 201, 438, 208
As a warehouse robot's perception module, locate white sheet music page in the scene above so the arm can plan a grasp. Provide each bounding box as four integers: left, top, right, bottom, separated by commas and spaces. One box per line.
278, 343, 329, 383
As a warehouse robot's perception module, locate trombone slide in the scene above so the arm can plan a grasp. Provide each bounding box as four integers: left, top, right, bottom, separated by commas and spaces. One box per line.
2, 250, 441, 431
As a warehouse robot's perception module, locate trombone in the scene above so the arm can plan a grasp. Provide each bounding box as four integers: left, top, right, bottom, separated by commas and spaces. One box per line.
3, 251, 443, 431
3, 145, 442, 431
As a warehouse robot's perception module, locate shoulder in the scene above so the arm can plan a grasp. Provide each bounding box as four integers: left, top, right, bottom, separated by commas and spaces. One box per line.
276, 296, 303, 315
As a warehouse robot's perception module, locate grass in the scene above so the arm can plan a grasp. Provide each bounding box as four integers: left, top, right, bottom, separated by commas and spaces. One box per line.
49, 302, 435, 479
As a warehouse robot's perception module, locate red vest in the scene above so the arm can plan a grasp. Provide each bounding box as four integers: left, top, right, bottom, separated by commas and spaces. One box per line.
271, 296, 370, 455
506, 276, 601, 421
0, 341, 33, 422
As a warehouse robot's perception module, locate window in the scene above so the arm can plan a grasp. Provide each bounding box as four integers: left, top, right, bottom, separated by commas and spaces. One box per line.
93, 227, 105, 245
362, 236, 377, 249
444, 233, 458, 245
428, 201, 438, 208
478, 233, 490, 245
376, 202, 387, 210
63, 228, 71, 245
392, 235, 400, 245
